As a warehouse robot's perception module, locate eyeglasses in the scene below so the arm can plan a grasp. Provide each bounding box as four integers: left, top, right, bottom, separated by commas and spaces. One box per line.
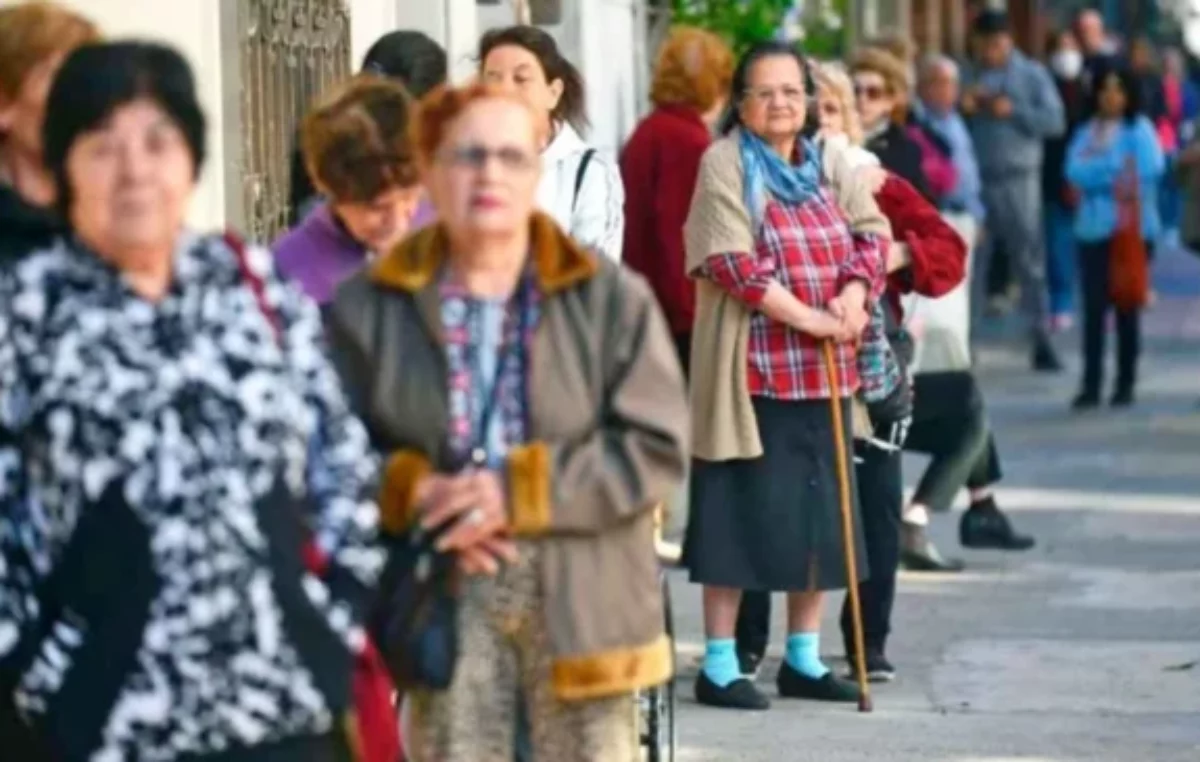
745, 86, 806, 105
854, 84, 888, 101
439, 144, 537, 173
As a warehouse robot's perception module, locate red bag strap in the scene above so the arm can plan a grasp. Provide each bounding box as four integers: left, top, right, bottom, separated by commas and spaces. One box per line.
222, 231, 282, 340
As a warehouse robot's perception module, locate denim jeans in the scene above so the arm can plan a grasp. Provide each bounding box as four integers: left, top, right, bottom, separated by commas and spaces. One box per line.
1043, 200, 1077, 318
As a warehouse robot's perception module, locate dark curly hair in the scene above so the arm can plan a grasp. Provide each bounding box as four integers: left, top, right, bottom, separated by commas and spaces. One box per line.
301, 74, 419, 203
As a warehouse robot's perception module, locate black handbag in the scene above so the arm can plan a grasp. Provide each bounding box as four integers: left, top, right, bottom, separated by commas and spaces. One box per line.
369, 523, 460, 691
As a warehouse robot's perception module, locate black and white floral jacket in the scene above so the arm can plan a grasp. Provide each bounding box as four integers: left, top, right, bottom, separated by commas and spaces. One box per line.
0, 232, 383, 760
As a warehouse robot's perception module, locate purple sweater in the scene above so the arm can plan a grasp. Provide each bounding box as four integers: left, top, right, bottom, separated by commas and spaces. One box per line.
273, 200, 435, 304
273, 204, 366, 305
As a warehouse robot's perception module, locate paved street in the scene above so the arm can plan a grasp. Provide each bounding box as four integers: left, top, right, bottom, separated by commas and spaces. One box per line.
665, 247, 1200, 761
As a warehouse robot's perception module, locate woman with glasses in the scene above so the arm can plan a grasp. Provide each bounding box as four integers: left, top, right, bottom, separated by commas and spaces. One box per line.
682, 40, 890, 711
849, 48, 932, 199
326, 82, 688, 761
478, 26, 624, 261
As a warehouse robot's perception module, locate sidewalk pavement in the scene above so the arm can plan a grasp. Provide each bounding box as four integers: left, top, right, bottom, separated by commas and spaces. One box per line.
666, 248, 1200, 761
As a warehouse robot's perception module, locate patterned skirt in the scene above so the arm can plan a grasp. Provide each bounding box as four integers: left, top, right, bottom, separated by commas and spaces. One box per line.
682, 396, 869, 592
404, 542, 639, 762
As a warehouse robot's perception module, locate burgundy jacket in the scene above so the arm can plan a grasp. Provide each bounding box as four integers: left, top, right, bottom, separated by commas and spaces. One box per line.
875, 173, 966, 319
620, 105, 712, 336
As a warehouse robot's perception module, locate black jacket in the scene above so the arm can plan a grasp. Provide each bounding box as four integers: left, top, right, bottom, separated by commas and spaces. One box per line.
865, 121, 933, 202
1043, 75, 1088, 204
0, 184, 61, 264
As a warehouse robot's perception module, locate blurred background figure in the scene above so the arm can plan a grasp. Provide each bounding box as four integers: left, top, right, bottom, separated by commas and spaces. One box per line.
0, 41, 382, 761
1065, 62, 1165, 410
0, 0, 97, 263
289, 29, 447, 227
479, 25, 625, 261
963, 10, 1066, 371
1043, 27, 1089, 332
275, 75, 424, 307
621, 25, 733, 372
327, 81, 687, 762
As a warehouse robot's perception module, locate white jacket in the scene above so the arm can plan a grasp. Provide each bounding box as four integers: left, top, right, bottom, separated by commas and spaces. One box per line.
536, 123, 624, 261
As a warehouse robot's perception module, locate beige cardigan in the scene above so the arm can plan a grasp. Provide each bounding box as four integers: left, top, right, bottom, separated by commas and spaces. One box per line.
684, 133, 892, 462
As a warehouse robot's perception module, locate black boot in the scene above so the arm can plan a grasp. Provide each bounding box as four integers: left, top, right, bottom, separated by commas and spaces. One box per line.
900, 521, 964, 572
1072, 390, 1101, 411
960, 497, 1035, 550
1032, 331, 1063, 373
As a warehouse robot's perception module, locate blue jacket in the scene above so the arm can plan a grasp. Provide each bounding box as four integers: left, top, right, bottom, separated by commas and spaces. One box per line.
1065, 116, 1165, 243
919, 103, 986, 222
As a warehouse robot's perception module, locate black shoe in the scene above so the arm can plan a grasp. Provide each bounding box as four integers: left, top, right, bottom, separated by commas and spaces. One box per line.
737, 650, 763, 679
960, 499, 1036, 550
1032, 335, 1063, 373
694, 671, 770, 710
1110, 388, 1135, 408
900, 522, 965, 572
776, 662, 860, 702
845, 649, 896, 683
1072, 391, 1100, 411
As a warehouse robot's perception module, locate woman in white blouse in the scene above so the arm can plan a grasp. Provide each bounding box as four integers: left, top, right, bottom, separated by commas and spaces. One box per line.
479, 25, 624, 261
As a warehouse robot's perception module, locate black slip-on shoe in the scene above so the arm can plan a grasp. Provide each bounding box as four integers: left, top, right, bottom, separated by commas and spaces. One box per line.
694, 671, 770, 710
776, 662, 860, 703
900, 522, 965, 572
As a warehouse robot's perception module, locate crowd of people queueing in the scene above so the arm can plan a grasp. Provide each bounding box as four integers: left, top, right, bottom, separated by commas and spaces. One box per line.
1, 0, 1192, 760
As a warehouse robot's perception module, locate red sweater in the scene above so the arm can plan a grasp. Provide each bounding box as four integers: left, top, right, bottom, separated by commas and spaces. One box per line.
875, 173, 966, 318
620, 105, 712, 335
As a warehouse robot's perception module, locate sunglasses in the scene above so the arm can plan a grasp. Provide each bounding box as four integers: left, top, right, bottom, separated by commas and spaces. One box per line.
854, 84, 888, 101
440, 144, 537, 172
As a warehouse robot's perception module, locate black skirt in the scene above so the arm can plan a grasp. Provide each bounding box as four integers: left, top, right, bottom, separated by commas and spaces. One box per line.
682, 396, 869, 592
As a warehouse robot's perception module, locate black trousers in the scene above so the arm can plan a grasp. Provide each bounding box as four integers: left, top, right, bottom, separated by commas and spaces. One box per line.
1077, 240, 1142, 397
735, 442, 902, 660
904, 371, 1003, 512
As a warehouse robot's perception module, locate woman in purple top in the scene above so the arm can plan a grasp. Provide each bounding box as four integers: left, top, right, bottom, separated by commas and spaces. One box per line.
275, 74, 425, 304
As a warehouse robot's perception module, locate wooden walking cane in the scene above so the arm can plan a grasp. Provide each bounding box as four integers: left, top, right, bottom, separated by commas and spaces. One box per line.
822, 340, 873, 713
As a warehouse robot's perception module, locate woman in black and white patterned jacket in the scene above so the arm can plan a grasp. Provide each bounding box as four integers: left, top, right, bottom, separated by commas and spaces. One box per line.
0, 42, 382, 762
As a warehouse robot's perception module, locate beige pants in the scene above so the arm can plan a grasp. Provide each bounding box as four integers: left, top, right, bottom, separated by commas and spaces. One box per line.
405, 543, 639, 762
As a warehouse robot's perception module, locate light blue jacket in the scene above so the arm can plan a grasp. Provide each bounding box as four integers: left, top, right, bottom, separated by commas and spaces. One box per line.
919, 103, 986, 222
1065, 116, 1165, 243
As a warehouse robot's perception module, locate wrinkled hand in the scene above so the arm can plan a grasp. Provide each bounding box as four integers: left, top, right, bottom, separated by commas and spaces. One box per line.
827, 282, 870, 337
989, 95, 1014, 118
457, 535, 519, 576
417, 470, 509, 556
804, 308, 857, 342
960, 89, 980, 115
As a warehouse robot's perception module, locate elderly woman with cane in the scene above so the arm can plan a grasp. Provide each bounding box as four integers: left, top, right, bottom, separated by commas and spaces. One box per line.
327, 81, 689, 761
681, 40, 890, 711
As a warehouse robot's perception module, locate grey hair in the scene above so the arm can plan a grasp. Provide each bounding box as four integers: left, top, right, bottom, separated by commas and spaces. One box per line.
919, 53, 959, 82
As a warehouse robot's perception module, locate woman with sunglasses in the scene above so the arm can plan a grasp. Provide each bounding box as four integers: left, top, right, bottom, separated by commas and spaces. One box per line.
682, 41, 890, 711
849, 47, 933, 200
326, 82, 688, 761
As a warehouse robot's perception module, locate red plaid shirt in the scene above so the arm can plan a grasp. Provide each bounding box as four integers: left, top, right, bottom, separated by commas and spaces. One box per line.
703, 189, 886, 400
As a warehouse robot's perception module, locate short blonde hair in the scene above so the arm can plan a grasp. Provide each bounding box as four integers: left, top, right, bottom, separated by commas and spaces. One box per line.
650, 26, 734, 113
812, 62, 863, 147
0, 1, 99, 102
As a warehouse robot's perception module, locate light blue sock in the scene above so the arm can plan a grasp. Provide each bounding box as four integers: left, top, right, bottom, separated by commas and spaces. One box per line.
785, 632, 829, 679
702, 638, 741, 688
